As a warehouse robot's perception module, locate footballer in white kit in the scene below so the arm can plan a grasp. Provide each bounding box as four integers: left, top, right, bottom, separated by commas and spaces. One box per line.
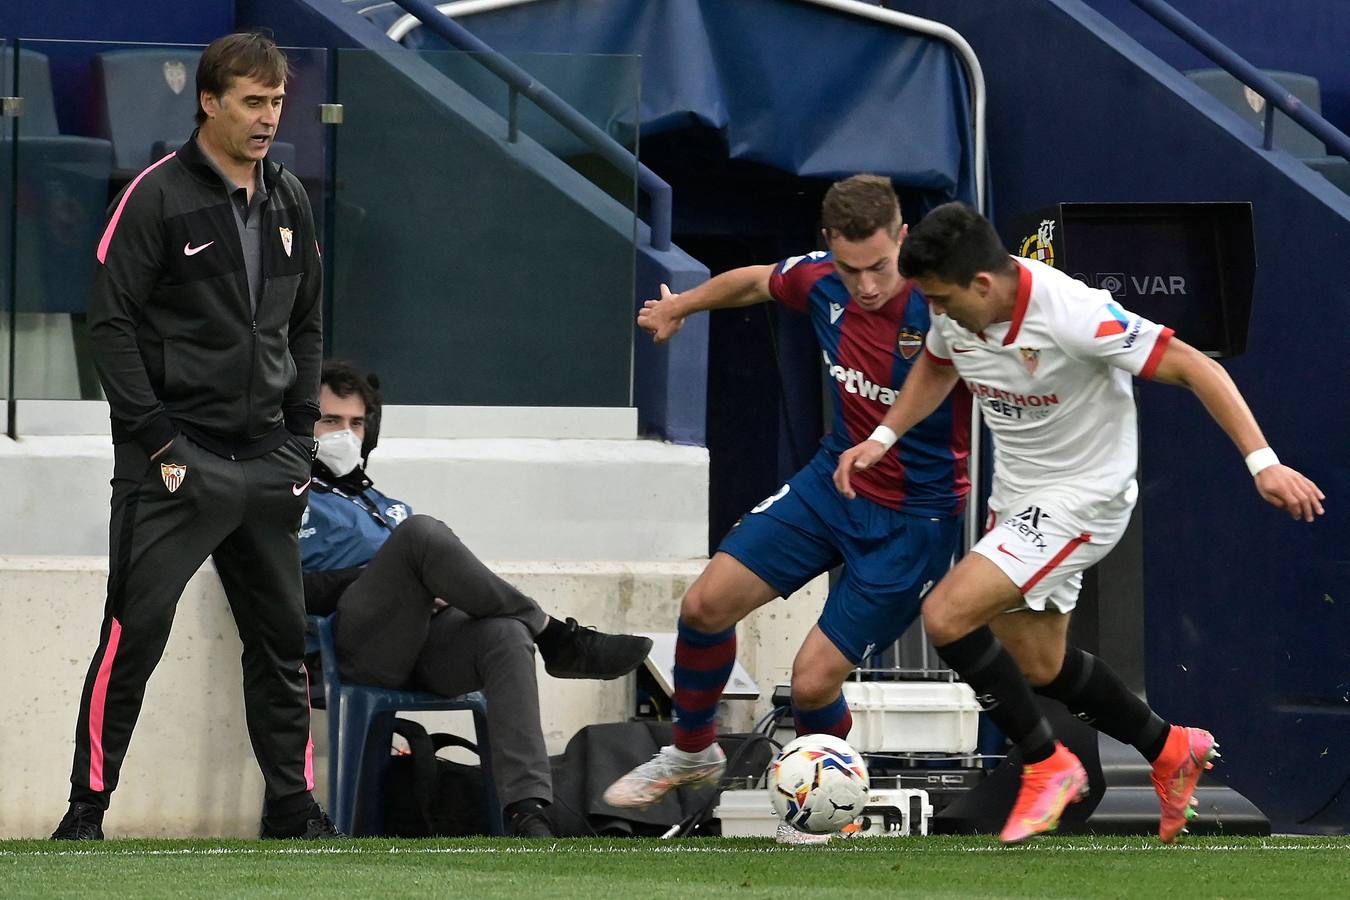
924, 256, 1172, 612
835, 201, 1322, 846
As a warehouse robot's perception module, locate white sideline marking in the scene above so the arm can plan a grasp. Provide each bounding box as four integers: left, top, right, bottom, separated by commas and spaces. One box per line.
1, 841, 1345, 858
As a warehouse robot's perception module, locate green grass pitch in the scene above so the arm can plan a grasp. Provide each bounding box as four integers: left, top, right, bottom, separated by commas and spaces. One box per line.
2, 836, 1347, 899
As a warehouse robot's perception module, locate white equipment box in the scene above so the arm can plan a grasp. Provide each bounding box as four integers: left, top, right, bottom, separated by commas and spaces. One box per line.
853, 788, 934, 836
714, 789, 780, 837
713, 788, 934, 838
841, 681, 981, 753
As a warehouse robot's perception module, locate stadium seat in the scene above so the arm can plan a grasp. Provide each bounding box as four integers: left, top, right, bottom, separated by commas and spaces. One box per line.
91, 48, 296, 178
92, 48, 201, 177
1186, 68, 1350, 192
1, 47, 113, 399
3, 46, 114, 310
9, 45, 63, 137
309, 614, 504, 837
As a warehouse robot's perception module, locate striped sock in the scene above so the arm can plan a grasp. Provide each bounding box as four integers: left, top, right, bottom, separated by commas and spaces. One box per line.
672, 618, 736, 752
793, 692, 853, 740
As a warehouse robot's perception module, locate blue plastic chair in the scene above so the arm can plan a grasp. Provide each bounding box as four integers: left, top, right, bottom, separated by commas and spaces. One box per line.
309, 614, 503, 836
91, 49, 297, 177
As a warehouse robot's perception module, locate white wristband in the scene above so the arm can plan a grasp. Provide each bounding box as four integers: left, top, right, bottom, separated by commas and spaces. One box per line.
868, 425, 899, 450
1245, 447, 1279, 477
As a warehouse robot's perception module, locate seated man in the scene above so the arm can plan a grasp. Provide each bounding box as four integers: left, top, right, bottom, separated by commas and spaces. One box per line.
301, 360, 652, 838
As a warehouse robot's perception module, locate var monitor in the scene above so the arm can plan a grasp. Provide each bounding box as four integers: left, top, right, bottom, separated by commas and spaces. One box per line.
1007, 202, 1255, 358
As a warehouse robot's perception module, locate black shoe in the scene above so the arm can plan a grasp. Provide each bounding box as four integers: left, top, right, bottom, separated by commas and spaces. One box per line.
540, 619, 653, 680
259, 804, 346, 840
51, 802, 105, 841
509, 809, 556, 838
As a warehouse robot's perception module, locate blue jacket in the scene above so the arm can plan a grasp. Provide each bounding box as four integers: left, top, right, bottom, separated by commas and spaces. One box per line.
300, 476, 413, 573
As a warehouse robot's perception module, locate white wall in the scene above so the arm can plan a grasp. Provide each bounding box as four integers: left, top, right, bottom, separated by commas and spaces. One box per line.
0, 557, 825, 838
0, 435, 709, 561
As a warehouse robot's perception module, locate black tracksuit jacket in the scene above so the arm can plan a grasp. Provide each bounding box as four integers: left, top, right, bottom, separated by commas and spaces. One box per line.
88, 134, 322, 459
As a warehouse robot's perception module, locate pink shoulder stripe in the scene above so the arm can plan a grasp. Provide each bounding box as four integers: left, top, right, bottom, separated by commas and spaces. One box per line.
96, 151, 177, 264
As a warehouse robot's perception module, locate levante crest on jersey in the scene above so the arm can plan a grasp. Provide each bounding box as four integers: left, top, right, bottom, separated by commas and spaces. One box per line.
897, 326, 924, 360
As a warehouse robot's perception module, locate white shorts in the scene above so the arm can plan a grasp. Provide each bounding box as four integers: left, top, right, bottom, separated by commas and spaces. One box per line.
972, 496, 1131, 613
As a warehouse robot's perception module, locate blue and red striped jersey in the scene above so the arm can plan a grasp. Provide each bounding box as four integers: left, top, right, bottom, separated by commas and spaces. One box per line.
768, 251, 970, 516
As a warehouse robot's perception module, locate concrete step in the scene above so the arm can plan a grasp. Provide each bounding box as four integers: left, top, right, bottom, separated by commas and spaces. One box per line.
0, 432, 708, 561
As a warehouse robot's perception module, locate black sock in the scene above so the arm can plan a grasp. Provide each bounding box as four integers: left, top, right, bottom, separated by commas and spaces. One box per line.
504, 798, 548, 821
1036, 647, 1170, 761
935, 626, 1056, 764
534, 616, 568, 655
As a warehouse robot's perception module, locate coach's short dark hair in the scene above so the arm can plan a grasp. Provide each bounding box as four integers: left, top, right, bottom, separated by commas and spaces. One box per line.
821, 174, 902, 241
195, 31, 289, 126
321, 359, 382, 417
898, 202, 1015, 285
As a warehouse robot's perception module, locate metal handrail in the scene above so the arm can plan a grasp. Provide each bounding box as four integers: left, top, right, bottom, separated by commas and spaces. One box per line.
1130, 0, 1350, 161
386, 0, 672, 250
390, 0, 989, 551
390, 0, 988, 212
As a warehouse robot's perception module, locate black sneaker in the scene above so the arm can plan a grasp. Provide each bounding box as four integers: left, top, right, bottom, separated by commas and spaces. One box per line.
541, 619, 653, 680
259, 804, 346, 840
509, 809, 556, 838
51, 802, 105, 841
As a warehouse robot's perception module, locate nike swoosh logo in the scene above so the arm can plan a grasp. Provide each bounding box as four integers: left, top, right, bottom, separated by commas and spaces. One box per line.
184, 241, 215, 256
997, 543, 1024, 562
292, 482, 310, 496
829, 303, 845, 324
952, 347, 977, 353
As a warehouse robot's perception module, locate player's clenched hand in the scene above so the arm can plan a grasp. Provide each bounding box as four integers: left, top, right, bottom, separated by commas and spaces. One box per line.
636, 284, 685, 343
1254, 464, 1325, 522
833, 441, 888, 499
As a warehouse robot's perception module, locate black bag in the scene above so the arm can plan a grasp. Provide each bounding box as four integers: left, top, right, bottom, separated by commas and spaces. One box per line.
544, 721, 776, 837
383, 718, 491, 837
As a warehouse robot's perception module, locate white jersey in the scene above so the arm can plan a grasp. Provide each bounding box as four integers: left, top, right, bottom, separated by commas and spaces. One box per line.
925, 257, 1173, 529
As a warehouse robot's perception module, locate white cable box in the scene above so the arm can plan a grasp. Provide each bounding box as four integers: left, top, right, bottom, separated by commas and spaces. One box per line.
841, 681, 981, 753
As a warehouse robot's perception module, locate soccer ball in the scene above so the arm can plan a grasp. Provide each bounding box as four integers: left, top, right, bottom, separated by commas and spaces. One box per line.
768, 733, 869, 834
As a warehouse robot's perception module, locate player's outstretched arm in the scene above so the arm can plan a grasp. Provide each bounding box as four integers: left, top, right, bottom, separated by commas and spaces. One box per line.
834, 353, 961, 499
1149, 338, 1325, 522
637, 265, 776, 343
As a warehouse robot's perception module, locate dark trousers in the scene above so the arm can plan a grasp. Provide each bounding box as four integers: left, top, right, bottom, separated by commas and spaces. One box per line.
335, 515, 552, 806
68, 434, 317, 818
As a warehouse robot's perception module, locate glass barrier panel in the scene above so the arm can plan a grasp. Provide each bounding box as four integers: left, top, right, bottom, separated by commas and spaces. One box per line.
418, 49, 639, 214
0, 39, 11, 423
9, 39, 330, 407
330, 48, 639, 407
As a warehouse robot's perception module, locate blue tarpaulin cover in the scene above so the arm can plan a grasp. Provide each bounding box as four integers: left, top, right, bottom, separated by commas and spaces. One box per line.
364, 0, 978, 203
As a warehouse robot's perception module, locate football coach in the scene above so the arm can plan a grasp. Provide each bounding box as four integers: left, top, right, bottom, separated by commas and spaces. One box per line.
51, 32, 336, 840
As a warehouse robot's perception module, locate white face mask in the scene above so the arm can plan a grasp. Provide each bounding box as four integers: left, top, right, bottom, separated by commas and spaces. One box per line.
316, 428, 362, 477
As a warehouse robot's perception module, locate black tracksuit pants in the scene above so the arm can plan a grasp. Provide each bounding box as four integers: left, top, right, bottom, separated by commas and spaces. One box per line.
68, 433, 317, 819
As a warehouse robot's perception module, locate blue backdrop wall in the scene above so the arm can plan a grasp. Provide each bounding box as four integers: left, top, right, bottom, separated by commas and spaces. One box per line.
897, 0, 1349, 834
0, 0, 236, 136
1081, 0, 1350, 136
0, 1, 233, 42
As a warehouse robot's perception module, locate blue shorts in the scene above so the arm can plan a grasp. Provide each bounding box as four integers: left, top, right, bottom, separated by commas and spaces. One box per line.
718, 453, 962, 665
